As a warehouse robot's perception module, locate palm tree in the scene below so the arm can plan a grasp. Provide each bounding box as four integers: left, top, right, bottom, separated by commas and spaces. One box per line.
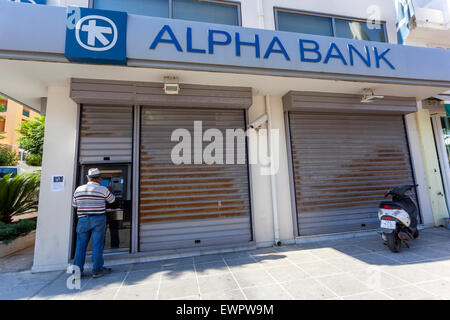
0, 173, 40, 224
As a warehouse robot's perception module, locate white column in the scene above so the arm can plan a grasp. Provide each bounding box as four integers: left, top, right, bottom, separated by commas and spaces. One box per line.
32, 86, 78, 272
404, 111, 436, 226
268, 95, 295, 243
248, 95, 274, 246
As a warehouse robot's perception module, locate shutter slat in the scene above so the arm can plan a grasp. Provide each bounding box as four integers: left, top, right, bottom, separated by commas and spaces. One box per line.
139, 107, 252, 252
79, 105, 133, 163
289, 112, 416, 236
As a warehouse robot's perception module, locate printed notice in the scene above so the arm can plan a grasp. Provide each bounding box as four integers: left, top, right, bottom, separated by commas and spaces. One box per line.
51, 175, 65, 192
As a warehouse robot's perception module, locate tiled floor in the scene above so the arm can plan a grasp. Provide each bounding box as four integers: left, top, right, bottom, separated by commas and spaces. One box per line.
1, 227, 449, 300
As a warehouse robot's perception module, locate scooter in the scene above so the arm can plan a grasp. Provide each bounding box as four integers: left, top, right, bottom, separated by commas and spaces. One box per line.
378, 185, 419, 252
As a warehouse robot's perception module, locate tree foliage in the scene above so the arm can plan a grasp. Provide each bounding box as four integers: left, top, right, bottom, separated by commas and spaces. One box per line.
0, 146, 19, 166
17, 115, 45, 155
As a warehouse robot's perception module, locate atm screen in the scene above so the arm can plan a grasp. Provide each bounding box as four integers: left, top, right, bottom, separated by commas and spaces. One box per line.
100, 178, 111, 187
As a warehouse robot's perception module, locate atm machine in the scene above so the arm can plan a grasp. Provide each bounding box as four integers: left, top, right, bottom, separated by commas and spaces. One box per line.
76, 164, 132, 253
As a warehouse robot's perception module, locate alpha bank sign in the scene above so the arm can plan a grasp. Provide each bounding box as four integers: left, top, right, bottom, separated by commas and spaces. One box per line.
65, 7, 403, 77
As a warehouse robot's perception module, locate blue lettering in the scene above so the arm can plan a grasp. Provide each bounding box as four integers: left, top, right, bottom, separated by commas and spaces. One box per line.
208, 30, 232, 54
374, 47, 395, 69
348, 44, 371, 67
235, 32, 260, 58
299, 39, 322, 63
263, 36, 290, 61
324, 43, 347, 65
150, 25, 183, 52
187, 27, 206, 54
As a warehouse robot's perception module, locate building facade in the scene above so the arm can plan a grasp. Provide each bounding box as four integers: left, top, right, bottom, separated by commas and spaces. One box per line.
1, 0, 449, 272
0, 97, 40, 152
395, 0, 450, 227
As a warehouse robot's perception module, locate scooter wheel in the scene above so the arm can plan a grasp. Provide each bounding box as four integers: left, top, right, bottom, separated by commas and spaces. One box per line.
386, 232, 401, 253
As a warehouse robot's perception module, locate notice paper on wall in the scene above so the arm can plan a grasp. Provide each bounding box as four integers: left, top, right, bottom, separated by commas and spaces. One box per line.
51, 175, 65, 192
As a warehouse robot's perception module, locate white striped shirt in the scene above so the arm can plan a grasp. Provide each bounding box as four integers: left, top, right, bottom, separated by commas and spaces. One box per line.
72, 182, 115, 216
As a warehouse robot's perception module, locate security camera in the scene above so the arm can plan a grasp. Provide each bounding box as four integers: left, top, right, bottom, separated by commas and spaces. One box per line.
248, 114, 268, 129
361, 88, 384, 103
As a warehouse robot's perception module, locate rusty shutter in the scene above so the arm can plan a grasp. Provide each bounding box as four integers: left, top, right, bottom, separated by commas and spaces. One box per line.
139, 107, 252, 253
289, 112, 417, 236
79, 105, 133, 164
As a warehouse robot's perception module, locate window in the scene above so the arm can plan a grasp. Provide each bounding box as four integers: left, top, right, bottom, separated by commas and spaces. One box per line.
335, 19, 386, 42
92, 0, 240, 26
276, 11, 333, 37
22, 109, 30, 117
0, 99, 7, 112
93, 0, 169, 18
173, 0, 239, 26
275, 9, 387, 42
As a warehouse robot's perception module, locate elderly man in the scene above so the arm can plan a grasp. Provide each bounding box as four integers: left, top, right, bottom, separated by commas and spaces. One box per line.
72, 168, 115, 278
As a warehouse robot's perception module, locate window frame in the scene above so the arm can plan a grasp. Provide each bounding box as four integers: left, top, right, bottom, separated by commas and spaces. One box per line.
274, 7, 388, 43
0, 118, 5, 133
89, 0, 242, 26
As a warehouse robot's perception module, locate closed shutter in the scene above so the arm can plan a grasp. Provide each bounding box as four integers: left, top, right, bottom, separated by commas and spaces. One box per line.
139, 107, 252, 253
289, 112, 416, 236
79, 105, 133, 164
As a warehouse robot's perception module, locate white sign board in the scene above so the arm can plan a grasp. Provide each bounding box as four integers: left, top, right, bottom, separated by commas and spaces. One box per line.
51, 175, 65, 192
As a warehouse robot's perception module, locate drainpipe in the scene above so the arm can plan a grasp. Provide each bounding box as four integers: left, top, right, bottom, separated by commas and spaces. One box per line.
265, 95, 281, 246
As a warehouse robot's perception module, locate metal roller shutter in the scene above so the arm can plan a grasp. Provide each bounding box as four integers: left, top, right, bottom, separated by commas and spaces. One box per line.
139, 107, 252, 253
289, 112, 417, 236
79, 105, 133, 164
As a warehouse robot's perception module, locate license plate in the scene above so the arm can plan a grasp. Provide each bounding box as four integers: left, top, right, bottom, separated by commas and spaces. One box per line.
380, 220, 396, 229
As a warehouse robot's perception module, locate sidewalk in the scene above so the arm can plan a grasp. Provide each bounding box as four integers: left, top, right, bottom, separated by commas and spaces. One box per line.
1, 227, 449, 300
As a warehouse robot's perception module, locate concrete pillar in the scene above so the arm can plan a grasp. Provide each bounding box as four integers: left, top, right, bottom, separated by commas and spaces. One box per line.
415, 108, 449, 226
404, 113, 434, 226
269, 95, 295, 243
248, 96, 274, 246
247, 95, 295, 247
32, 86, 78, 272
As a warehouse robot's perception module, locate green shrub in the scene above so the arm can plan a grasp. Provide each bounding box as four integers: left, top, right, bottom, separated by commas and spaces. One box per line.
0, 146, 18, 166
0, 219, 36, 244
25, 153, 42, 167
0, 173, 40, 224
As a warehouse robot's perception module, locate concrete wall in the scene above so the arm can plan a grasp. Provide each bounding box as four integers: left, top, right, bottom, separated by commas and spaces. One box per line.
405, 113, 435, 226
47, 0, 88, 7
248, 96, 274, 246
414, 108, 449, 226
248, 95, 295, 247
268, 95, 295, 242
32, 86, 78, 272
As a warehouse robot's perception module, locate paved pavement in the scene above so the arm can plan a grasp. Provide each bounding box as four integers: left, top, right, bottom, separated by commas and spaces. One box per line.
1, 227, 449, 300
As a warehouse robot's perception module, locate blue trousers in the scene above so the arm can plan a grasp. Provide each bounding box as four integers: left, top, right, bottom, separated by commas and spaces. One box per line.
73, 215, 106, 273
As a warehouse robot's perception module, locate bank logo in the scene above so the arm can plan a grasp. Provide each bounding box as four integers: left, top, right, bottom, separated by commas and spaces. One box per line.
65, 7, 127, 65
75, 15, 118, 52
